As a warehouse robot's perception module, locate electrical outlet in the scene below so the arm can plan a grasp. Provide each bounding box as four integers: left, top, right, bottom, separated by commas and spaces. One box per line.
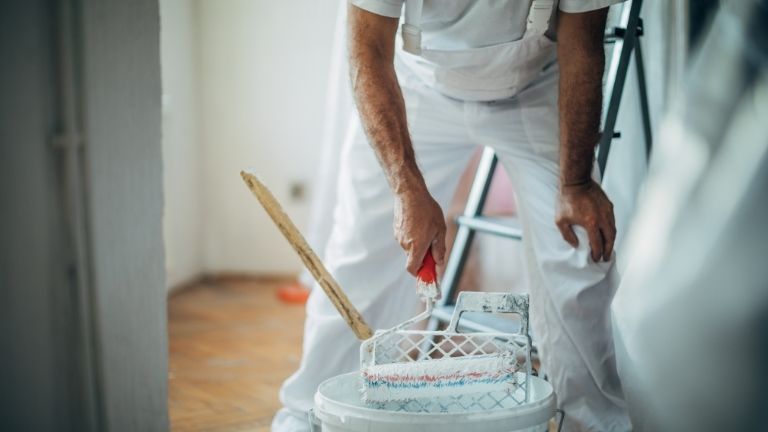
289, 181, 306, 201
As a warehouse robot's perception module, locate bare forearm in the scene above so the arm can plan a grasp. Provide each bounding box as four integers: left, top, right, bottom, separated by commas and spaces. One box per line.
349, 57, 426, 196
346, 6, 446, 271
554, 8, 616, 262
557, 9, 608, 187
348, 6, 427, 197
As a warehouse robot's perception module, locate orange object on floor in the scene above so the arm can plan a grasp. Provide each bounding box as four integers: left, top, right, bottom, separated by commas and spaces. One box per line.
277, 281, 311, 304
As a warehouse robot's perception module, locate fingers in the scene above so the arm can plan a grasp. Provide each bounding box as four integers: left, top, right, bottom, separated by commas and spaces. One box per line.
560, 219, 616, 263
405, 247, 423, 276
431, 226, 447, 266
585, 223, 603, 263
556, 185, 617, 262
404, 227, 446, 275
395, 194, 446, 275
560, 220, 616, 262
601, 211, 617, 261
405, 238, 432, 276
600, 226, 616, 262
556, 219, 579, 248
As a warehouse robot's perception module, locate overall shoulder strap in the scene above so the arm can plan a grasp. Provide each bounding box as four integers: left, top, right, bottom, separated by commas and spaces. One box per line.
525, 0, 555, 37
402, 0, 423, 54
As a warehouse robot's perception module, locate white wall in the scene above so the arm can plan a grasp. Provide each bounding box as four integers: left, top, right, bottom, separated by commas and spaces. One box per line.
196, 0, 339, 274
160, 1, 340, 282
160, 0, 204, 288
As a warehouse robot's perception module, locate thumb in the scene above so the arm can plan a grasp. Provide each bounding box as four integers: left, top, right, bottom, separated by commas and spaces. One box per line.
557, 220, 579, 248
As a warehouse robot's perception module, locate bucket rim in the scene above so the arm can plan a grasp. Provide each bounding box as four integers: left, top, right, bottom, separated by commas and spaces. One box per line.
314, 372, 557, 422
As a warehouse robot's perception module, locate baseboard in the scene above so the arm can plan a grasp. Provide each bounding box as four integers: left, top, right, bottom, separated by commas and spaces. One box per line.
167, 272, 299, 297
202, 271, 298, 285
167, 275, 205, 298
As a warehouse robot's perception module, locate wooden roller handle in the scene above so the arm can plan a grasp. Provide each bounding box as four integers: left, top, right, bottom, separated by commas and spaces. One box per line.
240, 170, 374, 340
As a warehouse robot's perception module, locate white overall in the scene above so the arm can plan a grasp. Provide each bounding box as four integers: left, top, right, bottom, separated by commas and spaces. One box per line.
273, 1, 631, 431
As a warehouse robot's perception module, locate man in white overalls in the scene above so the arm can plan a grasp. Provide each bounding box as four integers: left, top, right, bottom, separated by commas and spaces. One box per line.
273, 1, 631, 431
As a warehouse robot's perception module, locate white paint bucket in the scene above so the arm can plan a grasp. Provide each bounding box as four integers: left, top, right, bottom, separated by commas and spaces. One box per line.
312, 372, 559, 432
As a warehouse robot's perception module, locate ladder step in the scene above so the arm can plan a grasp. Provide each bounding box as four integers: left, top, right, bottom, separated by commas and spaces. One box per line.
431, 305, 522, 334
455, 216, 523, 239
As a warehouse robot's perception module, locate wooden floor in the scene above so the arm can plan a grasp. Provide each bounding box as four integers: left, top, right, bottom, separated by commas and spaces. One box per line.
168, 277, 305, 431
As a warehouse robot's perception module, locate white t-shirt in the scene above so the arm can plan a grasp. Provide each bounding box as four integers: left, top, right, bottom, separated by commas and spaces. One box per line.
351, 0, 622, 47
350, 0, 625, 100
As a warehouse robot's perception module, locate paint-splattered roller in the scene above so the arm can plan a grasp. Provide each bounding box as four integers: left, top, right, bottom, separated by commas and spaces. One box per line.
361, 251, 515, 402
359, 252, 531, 409
361, 353, 518, 403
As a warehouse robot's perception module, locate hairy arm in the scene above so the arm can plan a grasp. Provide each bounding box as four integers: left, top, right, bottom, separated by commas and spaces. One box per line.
348, 5, 447, 274
555, 8, 616, 262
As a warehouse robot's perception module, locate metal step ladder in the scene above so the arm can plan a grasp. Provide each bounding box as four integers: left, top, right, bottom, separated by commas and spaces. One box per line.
431, 0, 652, 333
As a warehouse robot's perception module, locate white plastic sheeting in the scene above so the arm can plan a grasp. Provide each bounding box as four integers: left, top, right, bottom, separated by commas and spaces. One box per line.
299, 0, 353, 287
612, 0, 768, 429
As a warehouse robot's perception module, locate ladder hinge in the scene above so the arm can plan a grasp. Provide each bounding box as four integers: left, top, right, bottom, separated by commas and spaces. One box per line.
608, 18, 645, 39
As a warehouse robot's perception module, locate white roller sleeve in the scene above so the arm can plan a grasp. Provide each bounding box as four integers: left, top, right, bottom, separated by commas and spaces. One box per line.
361, 353, 518, 402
